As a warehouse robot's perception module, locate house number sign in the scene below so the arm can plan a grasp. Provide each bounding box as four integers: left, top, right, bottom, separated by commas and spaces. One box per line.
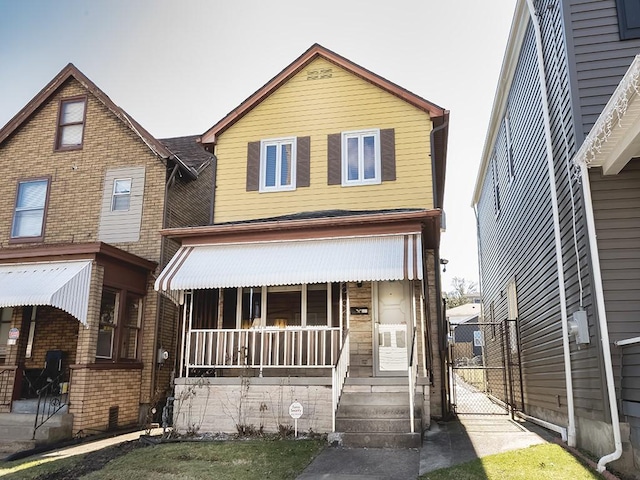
289, 401, 303, 437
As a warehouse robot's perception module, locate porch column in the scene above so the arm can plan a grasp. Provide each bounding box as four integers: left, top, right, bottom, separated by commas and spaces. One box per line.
75, 262, 103, 364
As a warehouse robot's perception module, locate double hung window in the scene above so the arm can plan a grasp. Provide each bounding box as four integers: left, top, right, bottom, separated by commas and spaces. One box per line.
56, 98, 86, 150
111, 178, 132, 211
260, 137, 296, 191
97, 288, 142, 361
11, 178, 49, 240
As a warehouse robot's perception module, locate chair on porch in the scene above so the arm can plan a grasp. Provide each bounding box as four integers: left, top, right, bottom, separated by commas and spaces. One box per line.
22, 350, 64, 397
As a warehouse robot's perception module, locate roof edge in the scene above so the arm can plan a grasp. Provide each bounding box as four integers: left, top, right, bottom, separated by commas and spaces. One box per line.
201, 43, 447, 144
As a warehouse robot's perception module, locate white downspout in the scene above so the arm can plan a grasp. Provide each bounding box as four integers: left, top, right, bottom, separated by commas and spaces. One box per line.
579, 163, 623, 472
525, 0, 577, 447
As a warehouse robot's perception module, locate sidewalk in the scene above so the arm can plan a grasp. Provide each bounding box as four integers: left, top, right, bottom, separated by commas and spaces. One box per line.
296, 415, 557, 480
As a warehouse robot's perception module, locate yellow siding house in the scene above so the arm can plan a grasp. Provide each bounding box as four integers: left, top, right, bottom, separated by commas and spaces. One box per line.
156, 44, 449, 447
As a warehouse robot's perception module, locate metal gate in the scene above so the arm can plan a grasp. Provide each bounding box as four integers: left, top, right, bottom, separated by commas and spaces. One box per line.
449, 319, 522, 416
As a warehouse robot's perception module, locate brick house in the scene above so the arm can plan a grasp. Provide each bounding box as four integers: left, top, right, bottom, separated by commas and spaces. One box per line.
155, 44, 449, 446
0, 64, 213, 448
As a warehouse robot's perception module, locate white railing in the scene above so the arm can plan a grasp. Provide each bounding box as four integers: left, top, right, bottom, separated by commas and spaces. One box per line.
186, 327, 341, 376
332, 331, 350, 432
407, 326, 418, 433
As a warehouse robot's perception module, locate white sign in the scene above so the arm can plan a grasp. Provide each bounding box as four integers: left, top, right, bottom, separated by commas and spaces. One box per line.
289, 401, 303, 419
473, 330, 484, 347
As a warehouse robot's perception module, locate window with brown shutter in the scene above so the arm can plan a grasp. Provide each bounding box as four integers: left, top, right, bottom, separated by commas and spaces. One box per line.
246, 136, 310, 192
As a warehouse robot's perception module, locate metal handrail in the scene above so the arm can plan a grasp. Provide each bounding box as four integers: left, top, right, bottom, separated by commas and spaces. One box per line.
407, 326, 418, 433
332, 329, 350, 432
32, 370, 69, 438
0, 367, 16, 408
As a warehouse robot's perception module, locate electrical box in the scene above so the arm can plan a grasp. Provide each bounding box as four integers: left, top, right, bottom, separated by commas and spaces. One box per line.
157, 348, 169, 364
569, 310, 590, 345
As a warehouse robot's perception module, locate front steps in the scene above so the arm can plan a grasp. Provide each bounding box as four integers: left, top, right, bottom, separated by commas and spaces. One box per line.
334, 377, 422, 448
0, 398, 72, 457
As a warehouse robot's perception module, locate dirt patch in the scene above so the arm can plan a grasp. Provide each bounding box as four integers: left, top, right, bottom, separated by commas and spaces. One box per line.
34, 440, 146, 480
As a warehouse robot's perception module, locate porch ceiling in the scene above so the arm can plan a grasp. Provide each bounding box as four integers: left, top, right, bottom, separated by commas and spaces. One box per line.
0, 260, 92, 325
155, 233, 423, 291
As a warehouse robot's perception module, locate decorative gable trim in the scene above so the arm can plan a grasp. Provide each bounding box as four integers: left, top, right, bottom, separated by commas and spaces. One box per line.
202, 44, 448, 145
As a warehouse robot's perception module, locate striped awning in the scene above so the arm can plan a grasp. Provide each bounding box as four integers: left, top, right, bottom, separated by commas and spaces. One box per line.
0, 261, 93, 325
155, 234, 422, 291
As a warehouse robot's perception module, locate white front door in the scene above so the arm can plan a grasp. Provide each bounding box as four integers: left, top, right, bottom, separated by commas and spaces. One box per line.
375, 280, 411, 375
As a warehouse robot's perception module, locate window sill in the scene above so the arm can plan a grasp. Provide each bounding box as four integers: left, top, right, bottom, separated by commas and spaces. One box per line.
8, 236, 44, 245
54, 145, 83, 152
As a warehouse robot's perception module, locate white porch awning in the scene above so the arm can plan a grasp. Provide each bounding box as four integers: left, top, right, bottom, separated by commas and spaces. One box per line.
155, 234, 422, 291
0, 261, 93, 325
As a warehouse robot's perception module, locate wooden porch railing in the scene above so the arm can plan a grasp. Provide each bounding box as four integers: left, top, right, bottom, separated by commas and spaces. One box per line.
186, 327, 342, 376
408, 326, 418, 433
332, 330, 350, 432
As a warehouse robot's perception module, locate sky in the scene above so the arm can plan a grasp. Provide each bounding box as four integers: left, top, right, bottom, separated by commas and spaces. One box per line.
0, 0, 516, 293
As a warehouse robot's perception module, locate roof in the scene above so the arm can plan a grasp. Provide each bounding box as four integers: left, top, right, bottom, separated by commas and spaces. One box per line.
155, 233, 423, 291
201, 43, 448, 144
0, 63, 199, 179
161, 135, 215, 173
573, 55, 640, 174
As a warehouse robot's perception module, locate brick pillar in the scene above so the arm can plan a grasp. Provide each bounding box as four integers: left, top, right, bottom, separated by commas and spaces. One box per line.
76, 262, 103, 364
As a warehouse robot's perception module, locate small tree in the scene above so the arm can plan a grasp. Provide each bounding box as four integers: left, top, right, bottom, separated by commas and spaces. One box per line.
443, 277, 478, 308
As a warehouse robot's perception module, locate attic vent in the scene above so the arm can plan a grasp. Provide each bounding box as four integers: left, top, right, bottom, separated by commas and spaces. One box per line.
108, 406, 119, 431
307, 68, 332, 80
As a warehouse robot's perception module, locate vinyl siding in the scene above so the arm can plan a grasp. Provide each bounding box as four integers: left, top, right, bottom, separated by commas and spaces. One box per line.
568, 0, 640, 138
98, 166, 145, 243
590, 159, 640, 407
477, 5, 607, 425
213, 57, 434, 223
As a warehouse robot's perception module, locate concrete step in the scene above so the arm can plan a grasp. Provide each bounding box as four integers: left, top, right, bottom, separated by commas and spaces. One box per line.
336, 418, 421, 433
338, 392, 410, 406
0, 412, 73, 445
12, 396, 69, 414
336, 404, 417, 418
338, 432, 421, 448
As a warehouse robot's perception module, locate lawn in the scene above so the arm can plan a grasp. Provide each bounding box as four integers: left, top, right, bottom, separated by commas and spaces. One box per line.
0, 438, 325, 480
420, 443, 604, 480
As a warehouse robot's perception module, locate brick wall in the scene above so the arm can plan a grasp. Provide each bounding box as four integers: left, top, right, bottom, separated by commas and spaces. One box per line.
24, 306, 78, 370
425, 250, 444, 418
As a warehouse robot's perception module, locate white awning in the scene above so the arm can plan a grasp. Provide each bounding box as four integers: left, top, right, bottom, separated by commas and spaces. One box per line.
155, 234, 422, 291
0, 261, 93, 325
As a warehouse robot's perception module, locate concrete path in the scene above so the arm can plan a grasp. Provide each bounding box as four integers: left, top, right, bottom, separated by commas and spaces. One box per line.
297, 415, 557, 480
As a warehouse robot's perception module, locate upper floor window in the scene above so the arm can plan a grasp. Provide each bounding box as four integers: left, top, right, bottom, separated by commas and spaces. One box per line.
505, 114, 515, 181
111, 178, 132, 211
492, 157, 501, 216
260, 137, 296, 192
11, 178, 50, 241
616, 0, 640, 39
56, 97, 86, 150
342, 129, 381, 186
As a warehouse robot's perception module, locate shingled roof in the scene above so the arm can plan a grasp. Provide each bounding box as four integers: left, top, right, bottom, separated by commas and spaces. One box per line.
160, 135, 215, 173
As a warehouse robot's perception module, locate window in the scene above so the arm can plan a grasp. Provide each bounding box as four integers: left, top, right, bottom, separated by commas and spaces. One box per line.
11, 178, 49, 240
56, 97, 86, 150
616, 0, 640, 39
342, 129, 381, 186
0, 308, 13, 359
111, 178, 132, 211
260, 137, 296, 191
505, 114, 515, 180
97, 288, 142, 361
492, 157, 501, 216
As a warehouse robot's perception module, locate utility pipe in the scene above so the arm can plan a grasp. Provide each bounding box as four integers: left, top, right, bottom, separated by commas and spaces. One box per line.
579, 163, 623, 472
525, 0, 576, 447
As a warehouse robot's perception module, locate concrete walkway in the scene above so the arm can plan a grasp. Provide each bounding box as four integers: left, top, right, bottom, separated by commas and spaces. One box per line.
296, 415, 557, 480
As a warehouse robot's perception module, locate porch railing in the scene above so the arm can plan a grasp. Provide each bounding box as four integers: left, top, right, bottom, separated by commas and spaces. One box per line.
33, 370, 69, 439
0, 367, 16, 409
332, 330, 350, 432
186, 327, 342, 375
408, 326, 418, 433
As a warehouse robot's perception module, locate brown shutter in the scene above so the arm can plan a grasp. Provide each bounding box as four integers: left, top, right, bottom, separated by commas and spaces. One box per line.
296, 136, 310, 188
327, 133, 341, 185
381, 128, 396, 182
246, 141, 260, 191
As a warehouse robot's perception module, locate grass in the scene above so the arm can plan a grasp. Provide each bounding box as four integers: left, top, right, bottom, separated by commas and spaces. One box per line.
0, 439, 325, 480
420, 443, 604, 480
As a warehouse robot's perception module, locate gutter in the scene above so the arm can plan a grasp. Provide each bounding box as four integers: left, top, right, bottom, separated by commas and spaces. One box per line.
525, 0, 577, 447
578, 163, 623, 473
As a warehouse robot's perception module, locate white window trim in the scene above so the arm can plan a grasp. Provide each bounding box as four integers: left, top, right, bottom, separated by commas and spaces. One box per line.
111, 177, 132, 212
341, 128, 381, 186
259, 137, 297, 192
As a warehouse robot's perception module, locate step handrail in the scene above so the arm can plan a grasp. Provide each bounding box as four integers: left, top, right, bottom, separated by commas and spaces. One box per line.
407, 326, 418, 433
32, 370, 69, 439
332, 329, 350, 432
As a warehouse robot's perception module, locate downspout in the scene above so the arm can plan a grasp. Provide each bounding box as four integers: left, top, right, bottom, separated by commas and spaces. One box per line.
430, 119, 449, 209
209, 154, 218, 225
152, 163, 181, 398
579, 163, 623, 472
525, 0, 577, 447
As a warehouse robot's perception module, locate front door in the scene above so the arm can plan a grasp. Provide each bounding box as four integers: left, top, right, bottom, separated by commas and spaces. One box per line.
375, 280, 411, 375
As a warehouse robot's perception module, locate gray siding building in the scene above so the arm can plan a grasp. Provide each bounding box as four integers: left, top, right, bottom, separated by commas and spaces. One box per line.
473, 0, 640, 476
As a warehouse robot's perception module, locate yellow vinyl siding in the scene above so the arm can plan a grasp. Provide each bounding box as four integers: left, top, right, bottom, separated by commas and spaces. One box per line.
214, 57, 434, 223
